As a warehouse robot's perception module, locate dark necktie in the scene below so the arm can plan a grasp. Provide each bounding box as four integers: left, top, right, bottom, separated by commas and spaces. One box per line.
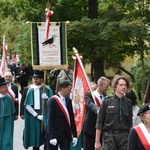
100, 95, 102, 99
119, 99, 125, 121
8, 84, 11, 88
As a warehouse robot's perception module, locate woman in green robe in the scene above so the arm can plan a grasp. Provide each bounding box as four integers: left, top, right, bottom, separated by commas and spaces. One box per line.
0, 77, 15, 150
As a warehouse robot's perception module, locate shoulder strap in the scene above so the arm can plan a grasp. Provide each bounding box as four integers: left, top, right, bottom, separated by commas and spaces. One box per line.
7, 90, 16, 103
92, 91, 101, 107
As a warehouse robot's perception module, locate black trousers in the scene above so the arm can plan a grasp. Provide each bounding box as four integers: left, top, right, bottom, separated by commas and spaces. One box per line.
82, 132, 95, 150
33, 147, 39, 150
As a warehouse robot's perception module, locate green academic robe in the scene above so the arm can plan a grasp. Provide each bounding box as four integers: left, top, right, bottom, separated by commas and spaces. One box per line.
23, 85, 53, 149
0, 94, 15, 150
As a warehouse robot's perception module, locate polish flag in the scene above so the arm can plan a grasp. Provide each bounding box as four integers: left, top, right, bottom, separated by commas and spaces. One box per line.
0, 35, 8, 77
71, 47, 93, 136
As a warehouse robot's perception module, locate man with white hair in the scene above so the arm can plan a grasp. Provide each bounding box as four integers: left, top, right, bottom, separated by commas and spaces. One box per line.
4, 71, 19, 120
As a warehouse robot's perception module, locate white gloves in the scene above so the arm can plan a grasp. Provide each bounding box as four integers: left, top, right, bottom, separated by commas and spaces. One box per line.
72, 137, 78, 146
37, 115, 43, 121
49, 138, 77, 146
50, 139, 57, 146
42, 93, 48, 99
97, 109, 99, 114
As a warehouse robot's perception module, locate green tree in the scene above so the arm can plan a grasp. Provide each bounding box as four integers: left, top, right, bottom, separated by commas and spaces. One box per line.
68, 0, 150, 85
68, 3, 133, 81
131, 55, 150, 101
0, 0, 88, 65
14, 21, 31, 64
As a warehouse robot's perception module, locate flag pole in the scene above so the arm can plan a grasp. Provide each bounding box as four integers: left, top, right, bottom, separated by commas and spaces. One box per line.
41, 70, 46, 133
0, 35, 8, 77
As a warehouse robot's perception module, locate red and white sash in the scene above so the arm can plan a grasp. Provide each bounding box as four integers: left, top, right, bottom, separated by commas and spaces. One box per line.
53, 95, 71, 127
92, 91, 101, 107
7, 88, 16, 103
134, 123, 150, 150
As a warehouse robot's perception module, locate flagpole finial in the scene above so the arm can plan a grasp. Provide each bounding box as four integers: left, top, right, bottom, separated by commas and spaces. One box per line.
73, 47, 78, 54
26, 21, 31, 25
66, 21, 70, 25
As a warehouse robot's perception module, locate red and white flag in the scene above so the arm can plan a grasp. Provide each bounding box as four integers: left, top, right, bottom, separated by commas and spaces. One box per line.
45, 7, 53, 39
0, 35, 8, 77
71, 47, 93, 136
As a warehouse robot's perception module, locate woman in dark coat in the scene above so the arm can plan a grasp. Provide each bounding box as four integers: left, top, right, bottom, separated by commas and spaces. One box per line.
128, 103, 150, 150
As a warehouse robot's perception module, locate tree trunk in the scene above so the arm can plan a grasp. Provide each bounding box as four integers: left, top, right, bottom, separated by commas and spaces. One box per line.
89, 0, 98, 19
93, 58, 105, 82
140, 46, 146, 99
89, 0, 101, 82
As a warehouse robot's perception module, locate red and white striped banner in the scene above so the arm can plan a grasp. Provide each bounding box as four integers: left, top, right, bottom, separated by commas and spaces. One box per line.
0, 35, 8, 77
45, 8, 53, 39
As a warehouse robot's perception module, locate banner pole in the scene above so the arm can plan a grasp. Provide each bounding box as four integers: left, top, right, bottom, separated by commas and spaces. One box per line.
41, 70, 46, 133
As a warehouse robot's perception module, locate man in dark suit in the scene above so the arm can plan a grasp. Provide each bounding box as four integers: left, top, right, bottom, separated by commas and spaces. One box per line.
46, 80, 77, 150
20, 85, 31, 119
4, 71, 19, 120
82, 76, 110, 150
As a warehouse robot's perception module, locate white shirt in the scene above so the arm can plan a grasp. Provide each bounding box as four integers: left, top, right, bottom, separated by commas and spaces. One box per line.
58, 93, 66, 106
132, 105, 142, 126
94, 90, 103, 104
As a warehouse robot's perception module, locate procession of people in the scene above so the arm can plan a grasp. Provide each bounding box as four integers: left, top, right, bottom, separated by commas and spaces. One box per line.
0, 65, 149, 150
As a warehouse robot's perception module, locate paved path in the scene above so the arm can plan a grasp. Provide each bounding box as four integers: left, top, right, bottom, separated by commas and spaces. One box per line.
14, 117, 44, 150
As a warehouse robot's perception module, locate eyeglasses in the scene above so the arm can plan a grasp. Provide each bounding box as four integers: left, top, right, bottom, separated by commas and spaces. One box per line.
101, 84, 109, 88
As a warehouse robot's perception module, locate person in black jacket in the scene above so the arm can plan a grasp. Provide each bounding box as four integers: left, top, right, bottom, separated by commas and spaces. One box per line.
46, 80, 77, 150
4, 71, 19, 120
126, 82, 141, 126
128, 103, 150, 150
95, 76, 133, 150
20, 85, 31, 119
16, 64, 31, 94
82, 76, 110, 150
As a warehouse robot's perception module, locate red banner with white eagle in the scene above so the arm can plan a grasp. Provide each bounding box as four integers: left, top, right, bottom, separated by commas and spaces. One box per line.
71, 47, 92, 136
0, 35, 8, 77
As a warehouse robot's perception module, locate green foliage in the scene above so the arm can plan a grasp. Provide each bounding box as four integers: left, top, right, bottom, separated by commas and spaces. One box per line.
14, 21, 31, 65
67, 15, 137, 68
131, 55, 150, 95
50, 0, 88, 21
0, 0, 88, 65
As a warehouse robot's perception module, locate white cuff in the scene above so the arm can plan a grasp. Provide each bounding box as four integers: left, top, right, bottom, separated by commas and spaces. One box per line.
26, 105, 38, 117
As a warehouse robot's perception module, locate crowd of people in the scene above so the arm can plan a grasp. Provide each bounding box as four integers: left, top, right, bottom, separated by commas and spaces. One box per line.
9, 63, 33, 95
0, 68, 149, 150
